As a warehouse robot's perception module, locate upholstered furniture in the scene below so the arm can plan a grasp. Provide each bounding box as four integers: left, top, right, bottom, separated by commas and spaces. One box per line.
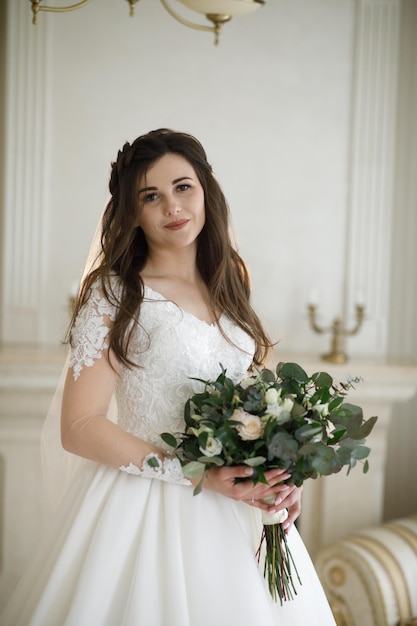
315, 514, 417, 626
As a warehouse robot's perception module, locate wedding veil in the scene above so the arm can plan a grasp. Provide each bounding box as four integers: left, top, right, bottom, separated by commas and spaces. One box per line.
40, 213, 118, 517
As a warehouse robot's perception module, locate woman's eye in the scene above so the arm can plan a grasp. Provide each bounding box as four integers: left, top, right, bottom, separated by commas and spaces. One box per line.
177, 183, 191, 192
144, 192, 158, 203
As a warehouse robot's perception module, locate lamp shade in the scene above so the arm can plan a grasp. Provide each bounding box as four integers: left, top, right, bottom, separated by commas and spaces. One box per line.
177, 0, 265, 17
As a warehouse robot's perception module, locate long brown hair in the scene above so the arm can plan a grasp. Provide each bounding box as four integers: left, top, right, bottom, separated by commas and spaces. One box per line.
69, 129, 272, 367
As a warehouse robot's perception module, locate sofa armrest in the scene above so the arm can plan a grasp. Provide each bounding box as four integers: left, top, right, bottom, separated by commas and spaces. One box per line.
314, 515, 417, 626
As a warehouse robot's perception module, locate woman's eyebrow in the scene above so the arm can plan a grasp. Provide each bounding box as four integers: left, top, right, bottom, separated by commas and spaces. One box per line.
138, 185, 157, 194
138, 176, 193, 194
172, 176, 193, 184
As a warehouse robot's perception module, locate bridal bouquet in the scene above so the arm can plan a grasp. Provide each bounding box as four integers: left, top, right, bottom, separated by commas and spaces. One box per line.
161, 362, 378, 603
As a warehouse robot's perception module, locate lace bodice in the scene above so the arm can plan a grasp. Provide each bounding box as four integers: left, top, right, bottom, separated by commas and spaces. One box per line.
69, 281, 254, 450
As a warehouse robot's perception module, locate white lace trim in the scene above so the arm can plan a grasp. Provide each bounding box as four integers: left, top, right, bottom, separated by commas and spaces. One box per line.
69, 284, 118, 381
119, 453, 191, 486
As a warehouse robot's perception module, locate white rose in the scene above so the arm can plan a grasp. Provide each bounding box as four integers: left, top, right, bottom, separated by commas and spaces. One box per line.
326, 421, 336, 436
232, 408, 265, 440
314, 402, 329, 417
199, 437, 223, 457
264, 387, 279, 405
239, 375, 258, 390
281, 397, 294, 413
265, 403, 291, 425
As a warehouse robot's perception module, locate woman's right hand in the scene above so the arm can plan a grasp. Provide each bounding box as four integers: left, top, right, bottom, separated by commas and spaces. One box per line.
203, 465, 292, 514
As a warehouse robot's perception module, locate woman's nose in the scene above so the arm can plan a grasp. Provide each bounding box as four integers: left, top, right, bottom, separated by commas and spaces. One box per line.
163, 195, 181, 216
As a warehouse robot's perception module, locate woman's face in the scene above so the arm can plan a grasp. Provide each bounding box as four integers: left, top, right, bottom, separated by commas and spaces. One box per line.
136, 153, 205, 253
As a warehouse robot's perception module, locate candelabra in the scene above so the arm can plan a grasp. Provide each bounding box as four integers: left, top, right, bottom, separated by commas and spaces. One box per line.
307, 303, 366, 364
68, 295, 77, 317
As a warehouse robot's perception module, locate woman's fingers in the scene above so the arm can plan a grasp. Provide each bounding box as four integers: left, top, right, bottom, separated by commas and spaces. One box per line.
281, 485, 303, 533
204, 465, 299, 511
245, 483, 303, 524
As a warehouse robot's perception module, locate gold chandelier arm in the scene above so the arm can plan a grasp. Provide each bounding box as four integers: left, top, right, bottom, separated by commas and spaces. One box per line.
29, 0, 235, 43
160, 0, 233, 44
30, 0, 92, 24
159, 0, 215, 33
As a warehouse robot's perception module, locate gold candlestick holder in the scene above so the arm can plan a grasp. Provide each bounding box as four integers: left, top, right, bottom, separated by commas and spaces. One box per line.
307, 303, 366, 363
69, 295, 77, 317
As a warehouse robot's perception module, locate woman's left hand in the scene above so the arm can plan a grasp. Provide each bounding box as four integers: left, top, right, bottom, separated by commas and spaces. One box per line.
278, 483, 303, 534
249, 482, 303, 534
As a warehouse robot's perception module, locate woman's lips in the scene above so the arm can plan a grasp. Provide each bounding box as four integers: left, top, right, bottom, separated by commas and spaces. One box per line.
164, 219, 189, 230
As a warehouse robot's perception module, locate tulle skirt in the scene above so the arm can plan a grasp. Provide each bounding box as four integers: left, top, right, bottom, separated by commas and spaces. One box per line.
0, 463, 336, 626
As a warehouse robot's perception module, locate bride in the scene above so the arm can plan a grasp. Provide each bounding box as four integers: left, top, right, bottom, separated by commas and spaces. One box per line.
0, 129, 336, 626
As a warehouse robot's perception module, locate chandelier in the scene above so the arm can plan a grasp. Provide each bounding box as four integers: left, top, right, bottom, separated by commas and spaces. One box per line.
29, 0, 267, 45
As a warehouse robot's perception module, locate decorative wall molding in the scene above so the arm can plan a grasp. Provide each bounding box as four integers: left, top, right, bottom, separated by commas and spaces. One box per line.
384, 0, 417, 522
0, 348, 63, 606
344, 0, 400, 357
388, 0, 417, 360
1, 1, 49, 343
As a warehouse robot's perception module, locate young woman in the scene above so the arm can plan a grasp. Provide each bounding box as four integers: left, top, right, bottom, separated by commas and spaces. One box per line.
1, 129, 336, 625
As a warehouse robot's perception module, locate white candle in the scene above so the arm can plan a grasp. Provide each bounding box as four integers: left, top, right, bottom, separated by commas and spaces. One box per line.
70, 279, 79, 299
309, 289, 319, 306
356, 290, 365, 307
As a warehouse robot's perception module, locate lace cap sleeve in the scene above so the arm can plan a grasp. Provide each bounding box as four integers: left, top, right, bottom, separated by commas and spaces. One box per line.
69, 282, 118, 381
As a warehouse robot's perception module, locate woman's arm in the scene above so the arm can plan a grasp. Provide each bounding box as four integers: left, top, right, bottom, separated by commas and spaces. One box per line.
61, 349, 164, 469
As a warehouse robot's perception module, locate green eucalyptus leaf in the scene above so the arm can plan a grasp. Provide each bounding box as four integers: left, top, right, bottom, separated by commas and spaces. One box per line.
193, 475, 205, 496
183, 461, 206, 479
291, 402, 307, 418
260, 368, 276, 384
352, 446, 370, 460
338, 437, 366, 449
278, 362, 309, 383
328, 396, 344, 411
184, 399, 192, 425
198, 431, 209, 449
298, 442, 319, 457
350, 415, 378, 439
336, 447, 354, 465
161, 432, 178, 448
328, 428, 346, 444
315, 442, 335, 461
348, 458, 357, 473
243, 456, 267, 467
339, 402, 363, 419
295, 423, 322, 441
311, 371, 333, 388
268, 431, 299, 463
311, 456, 332, 475
363, 460, 369, 473
197, 455, 224, 466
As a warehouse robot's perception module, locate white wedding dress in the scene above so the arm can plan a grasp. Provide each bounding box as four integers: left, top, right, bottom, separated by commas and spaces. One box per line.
0, 284, 336, 626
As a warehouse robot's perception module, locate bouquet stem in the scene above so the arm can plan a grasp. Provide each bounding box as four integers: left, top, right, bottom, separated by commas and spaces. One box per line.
256, 502, 301, 604
257, 523, 301, 603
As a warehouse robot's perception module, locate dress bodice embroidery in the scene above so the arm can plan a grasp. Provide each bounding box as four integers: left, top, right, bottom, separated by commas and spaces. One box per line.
69, 280, 255, 450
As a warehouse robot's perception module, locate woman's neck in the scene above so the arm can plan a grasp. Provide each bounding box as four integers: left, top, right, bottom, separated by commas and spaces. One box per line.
141, 247, 199, 284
